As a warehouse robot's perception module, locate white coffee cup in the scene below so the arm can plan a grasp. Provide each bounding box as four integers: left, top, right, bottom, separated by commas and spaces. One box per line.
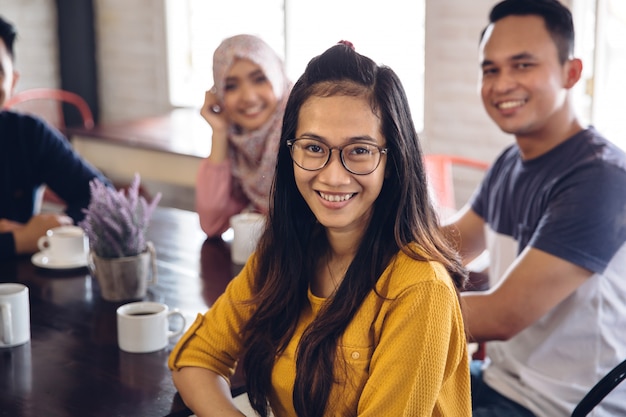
116, 301, 186, 353
37, 225, 88, 262
0, 283, 30, 348
229, 212, 266, 265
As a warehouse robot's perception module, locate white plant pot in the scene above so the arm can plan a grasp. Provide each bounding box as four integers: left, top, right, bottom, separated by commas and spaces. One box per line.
89, 242, 157, 302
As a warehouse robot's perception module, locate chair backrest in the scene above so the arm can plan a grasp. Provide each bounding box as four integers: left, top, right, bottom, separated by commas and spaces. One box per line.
3, 88, 94, 130
423, 154, 490, 212
425, 154, 491, 362
571, 358, 626, 417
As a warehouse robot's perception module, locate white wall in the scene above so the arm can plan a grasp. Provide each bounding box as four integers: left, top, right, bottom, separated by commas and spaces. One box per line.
94, 0, 172, 121
2, 0, 59, 91
422, 0, 509, 204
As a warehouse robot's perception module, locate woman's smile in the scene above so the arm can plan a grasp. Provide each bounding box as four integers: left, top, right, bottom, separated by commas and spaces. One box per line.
318, 191, 356, 203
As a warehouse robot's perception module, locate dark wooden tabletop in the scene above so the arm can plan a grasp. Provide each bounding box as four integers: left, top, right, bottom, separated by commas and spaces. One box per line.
0, 206, 242, 417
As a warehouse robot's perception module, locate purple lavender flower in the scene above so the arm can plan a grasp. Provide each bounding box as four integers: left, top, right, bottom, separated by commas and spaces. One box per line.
79, 173, 162, 258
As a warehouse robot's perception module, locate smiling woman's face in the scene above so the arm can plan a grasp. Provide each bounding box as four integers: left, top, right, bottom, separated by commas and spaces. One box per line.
222, 58, 278, 132
293, 94, 386, 236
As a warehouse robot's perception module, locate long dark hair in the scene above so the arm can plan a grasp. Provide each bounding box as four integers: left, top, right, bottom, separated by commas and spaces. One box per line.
241, 43, 466, 417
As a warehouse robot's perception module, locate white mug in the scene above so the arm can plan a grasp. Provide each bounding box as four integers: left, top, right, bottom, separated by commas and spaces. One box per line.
229, 212, 266, 265
116, 301, 185, 353
37, 225, 88, 262
0, 283, 30, 348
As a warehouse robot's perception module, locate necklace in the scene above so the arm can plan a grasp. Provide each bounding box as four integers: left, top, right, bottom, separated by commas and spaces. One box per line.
325, 257, 350, 290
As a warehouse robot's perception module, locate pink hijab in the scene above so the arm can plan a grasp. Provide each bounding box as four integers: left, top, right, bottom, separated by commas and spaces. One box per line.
212, 34, 291, 213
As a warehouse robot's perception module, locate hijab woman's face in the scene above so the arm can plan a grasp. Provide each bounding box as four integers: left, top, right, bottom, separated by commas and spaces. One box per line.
222, 58, 279, 132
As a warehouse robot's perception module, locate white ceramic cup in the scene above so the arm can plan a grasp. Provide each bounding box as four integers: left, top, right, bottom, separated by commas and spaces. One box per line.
229, 212, 266, 265
0, 283, 30, 348
37, 225, 88, 263
116, 301, 185, 353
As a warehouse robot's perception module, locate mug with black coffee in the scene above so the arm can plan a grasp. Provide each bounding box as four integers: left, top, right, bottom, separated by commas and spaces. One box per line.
116, 301, 186, 353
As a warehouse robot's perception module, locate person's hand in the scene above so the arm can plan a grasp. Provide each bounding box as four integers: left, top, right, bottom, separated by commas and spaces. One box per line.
201, 87, 230, 163
11, 214, 73, 255
0, 218, 24, 233
200, 88, 229, 135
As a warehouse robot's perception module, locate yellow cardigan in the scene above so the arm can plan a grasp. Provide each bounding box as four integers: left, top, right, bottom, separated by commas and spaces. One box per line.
169, 250, 471, 416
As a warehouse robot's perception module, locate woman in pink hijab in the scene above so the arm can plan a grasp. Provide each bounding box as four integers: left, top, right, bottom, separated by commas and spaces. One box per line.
196, 34, 291, 236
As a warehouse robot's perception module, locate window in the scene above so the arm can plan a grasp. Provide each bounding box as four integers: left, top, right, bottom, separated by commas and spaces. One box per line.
572, 0, 626, 150
165, 0, 425, 130
165, 0, 284, 108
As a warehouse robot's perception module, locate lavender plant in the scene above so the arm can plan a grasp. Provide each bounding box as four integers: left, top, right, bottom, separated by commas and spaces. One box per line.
79, 174, 162, 258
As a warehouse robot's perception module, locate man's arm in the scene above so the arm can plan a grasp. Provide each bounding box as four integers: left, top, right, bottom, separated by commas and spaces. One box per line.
462, 246, 592, 343
443, 204, 487, 265
0, 214, 72, 256
444, 204, 593, 343
31, 118, 110, 222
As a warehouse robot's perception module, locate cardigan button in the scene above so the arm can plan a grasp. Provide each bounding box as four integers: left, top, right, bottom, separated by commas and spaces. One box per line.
351, 351, 360, 360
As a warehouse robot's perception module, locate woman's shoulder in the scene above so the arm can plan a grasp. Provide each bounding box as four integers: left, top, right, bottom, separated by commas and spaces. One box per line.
375, 246, 458, 298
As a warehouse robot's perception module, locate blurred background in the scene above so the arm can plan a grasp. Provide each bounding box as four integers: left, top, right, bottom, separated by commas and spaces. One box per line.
3, 0, 623, 209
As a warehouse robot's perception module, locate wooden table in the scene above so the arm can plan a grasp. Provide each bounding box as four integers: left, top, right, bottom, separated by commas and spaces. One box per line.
0, 207, 241, 417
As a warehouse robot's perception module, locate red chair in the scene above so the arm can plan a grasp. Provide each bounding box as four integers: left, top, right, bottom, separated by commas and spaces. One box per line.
424, 154, 490, 360
4, 88, 94, 130
424, 154, 490, 212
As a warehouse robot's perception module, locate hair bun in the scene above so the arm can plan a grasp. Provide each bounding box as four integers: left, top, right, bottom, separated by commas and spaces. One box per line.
337, 40, 355, 50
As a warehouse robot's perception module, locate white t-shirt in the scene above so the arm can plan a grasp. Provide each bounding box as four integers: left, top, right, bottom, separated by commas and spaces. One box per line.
471, 127, 626, 417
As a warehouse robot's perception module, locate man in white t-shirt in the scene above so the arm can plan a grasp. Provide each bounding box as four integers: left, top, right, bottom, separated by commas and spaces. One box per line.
445, 1, 626, 416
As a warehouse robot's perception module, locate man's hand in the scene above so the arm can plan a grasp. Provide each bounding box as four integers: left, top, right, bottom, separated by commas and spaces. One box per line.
0, 218, 25, 232
8, 214, 73, 255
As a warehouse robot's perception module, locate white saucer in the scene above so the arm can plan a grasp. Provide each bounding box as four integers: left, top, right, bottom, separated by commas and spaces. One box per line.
31, 251, 88, 270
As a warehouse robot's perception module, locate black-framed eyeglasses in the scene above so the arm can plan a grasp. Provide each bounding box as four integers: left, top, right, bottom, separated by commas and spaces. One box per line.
286, 138, 388, 175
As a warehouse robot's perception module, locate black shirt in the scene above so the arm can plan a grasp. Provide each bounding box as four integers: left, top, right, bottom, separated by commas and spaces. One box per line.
0, 111, 109, 260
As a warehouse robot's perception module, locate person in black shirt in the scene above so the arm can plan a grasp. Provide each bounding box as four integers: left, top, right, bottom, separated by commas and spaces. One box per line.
0, 15, 110, 260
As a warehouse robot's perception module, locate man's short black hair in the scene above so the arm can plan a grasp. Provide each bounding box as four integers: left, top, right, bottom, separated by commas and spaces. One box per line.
0, 15, 17, 60
481, 0, 575, 64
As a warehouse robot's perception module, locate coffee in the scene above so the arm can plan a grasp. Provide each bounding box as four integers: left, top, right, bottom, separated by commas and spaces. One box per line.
116, 301, 186, 353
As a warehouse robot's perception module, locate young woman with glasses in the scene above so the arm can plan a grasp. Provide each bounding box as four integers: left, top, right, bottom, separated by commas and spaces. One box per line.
170, 41, 471, 417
